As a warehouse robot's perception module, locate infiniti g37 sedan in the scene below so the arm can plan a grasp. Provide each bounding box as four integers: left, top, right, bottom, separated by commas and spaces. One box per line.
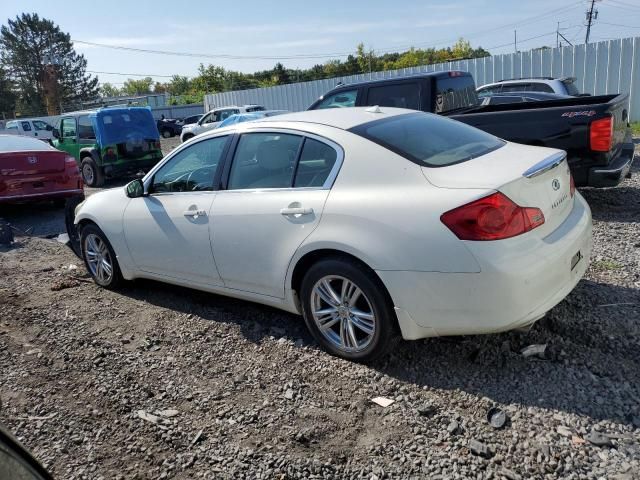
73, 108, 592, 361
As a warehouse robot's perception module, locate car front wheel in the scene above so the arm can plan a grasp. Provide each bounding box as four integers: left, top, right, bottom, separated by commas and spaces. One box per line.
300, 257, 398, 362
80, 224, 122, 289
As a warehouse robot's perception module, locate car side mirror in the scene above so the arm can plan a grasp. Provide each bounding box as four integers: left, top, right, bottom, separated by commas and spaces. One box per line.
52, 128, 60, 139
126, 178, 147, 198
0, 425, 52, 479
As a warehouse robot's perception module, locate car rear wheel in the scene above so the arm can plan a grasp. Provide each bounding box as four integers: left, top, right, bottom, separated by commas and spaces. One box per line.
300, 257, 398, 362
80, 224, 122, 289
181, 134, 194, 142
81, 157, 104, 187
161, 128, 172, 138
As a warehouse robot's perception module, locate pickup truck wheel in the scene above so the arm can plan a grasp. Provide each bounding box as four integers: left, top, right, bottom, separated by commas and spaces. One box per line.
161, 128, 172, 138
81, 157, 104, 188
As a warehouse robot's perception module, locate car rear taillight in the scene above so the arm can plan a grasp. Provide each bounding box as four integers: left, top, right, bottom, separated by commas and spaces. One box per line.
106, 147, 115, 156
65, 156, 79, 173
590, 116, 613, 152
569, 174, 576, 197
441, 192, 545, 241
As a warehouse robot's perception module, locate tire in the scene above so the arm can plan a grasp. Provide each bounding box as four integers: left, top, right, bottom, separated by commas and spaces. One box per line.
80, 223, 122, 289
81, 157, 105, 188
64, 194, 85, 258
161, 128, 172, 138
300, 257, 398, 362
181, 133, 194, 142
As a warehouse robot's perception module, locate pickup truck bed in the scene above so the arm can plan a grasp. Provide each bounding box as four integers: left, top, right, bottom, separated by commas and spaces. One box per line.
448, 93, 634, 187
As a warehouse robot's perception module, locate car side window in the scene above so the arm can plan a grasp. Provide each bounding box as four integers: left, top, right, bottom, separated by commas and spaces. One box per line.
152, 136, 228, 193
78, 115, 96, 140
61, 118, 76, 138
228, 133, 303, 190
528, 83, 554, 93
216, 109, 239, 122
502, 83, 530, 93
367, 83, 421, 110
21, 121, 32, 131
201, 113, 215, 124
477, 85, 502, 98
314, 89, 357, 109
294, 139, 338, 187
33, 120, 48, 131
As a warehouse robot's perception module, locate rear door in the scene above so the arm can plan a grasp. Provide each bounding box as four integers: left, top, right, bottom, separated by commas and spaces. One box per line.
211, 130, 342, 298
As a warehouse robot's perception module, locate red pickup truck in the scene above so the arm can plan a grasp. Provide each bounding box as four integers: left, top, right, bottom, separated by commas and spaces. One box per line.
0, 135, 83, 205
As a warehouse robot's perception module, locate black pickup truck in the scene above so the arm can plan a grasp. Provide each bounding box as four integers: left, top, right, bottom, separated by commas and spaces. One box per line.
307, 72, 634, 187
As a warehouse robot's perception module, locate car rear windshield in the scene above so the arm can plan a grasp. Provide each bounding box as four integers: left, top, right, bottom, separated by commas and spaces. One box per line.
434, 75, 479, 112
562, 79, 580, 96
349, 112, 505, 167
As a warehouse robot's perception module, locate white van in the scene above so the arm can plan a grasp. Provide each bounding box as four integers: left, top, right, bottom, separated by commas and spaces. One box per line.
3, 119, 55, 142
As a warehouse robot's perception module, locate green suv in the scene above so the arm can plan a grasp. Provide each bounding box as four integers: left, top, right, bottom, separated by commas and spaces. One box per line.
52, 107, 163, 187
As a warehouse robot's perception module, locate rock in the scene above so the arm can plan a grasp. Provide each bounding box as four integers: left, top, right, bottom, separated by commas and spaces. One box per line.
468, 439, 491, 458
447, 420, 460, 435
416, 401, 438, 417
521, 344, 547, 359
500, 467, 522, 480
284, 389, 295, 400
585, 431, 613, 447
487, 407, 507, 429
557, 426, 573, 437
156, 409, 179, 418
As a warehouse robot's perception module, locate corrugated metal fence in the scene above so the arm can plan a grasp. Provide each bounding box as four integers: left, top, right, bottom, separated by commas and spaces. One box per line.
205, 36, 640, 121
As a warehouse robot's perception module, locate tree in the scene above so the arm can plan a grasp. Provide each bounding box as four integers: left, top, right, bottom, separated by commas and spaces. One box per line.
0, 13, 98, 115
0, 67, 16, 116
100, 82, 120, 97
122, 77, 153, 95
167, 75, 191, 96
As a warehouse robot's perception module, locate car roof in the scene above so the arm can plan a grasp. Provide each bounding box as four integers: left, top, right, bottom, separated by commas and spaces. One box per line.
0, 134, 55, 152
234, 106, 414, 131
324, 71, 471, 92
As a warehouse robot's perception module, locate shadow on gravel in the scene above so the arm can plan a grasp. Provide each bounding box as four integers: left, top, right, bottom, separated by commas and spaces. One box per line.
0, 201, 66, 237
114, 275, 639, 426
376, 278, 640, 426
579, 157, 639, 223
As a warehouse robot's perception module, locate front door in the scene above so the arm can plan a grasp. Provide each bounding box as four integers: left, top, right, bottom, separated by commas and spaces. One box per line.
122, 135, 230, 286
211, 131, 341, 298
55, 117, 80, 159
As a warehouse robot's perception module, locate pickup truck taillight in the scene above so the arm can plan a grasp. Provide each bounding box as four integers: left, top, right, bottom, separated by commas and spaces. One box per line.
590, 116, 613, 152
441, 192, 545, 241
65, 156, 80, 174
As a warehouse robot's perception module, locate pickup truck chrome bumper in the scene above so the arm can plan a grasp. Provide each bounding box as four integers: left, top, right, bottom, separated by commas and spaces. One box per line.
589, 141, 635, 188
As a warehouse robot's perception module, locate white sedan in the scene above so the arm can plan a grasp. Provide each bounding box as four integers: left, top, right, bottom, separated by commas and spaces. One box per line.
73, 107, 592, 362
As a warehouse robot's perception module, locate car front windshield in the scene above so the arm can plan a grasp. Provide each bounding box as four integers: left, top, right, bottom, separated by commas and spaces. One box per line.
350, 112, 505, 167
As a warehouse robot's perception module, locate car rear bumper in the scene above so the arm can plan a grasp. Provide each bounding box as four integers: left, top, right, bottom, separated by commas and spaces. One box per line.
587, 140, 635, 188
102, 158, 161, 178
378, 193, 592, 340
0, 188, 84, 204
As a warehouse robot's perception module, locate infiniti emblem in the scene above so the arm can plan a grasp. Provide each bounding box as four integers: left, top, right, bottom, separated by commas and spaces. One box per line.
551, 179, 560, 191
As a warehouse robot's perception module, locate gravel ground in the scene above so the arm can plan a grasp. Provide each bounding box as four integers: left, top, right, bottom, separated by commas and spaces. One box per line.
0, 139, 638, 479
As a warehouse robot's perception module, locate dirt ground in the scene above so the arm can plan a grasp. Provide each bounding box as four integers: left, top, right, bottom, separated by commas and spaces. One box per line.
0, 137, 639, 479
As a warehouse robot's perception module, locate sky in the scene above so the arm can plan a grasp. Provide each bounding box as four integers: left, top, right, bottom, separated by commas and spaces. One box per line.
2, 0, 640, 87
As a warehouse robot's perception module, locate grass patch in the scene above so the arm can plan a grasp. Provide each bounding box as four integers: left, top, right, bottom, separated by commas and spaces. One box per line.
631, 122, 640, 137
592, 259, 623, 270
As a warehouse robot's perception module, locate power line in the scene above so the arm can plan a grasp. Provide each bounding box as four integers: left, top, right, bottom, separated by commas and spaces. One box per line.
72, 2, 584, 62
598, 21, 640, 28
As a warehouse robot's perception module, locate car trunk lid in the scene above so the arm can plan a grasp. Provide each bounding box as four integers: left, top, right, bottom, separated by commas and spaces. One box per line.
423, 142, 574, 237
0, 150, 67, 177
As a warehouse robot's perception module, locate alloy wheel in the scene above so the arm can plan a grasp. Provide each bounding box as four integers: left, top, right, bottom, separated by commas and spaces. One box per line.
84, 233, 114, 285
82, 163, 94, 185
310, 275, 376, 354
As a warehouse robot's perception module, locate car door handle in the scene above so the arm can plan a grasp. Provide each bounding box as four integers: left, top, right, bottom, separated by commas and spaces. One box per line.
184, 209, 207, 217
280, 207, 313, 216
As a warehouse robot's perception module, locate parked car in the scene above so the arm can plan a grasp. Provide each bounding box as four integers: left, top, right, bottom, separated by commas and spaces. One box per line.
0, 134, 83, 206
180, 114, 203, 126
71, 108, 592, 361
477, 77, 584, 97
156, 118, 182, 138
217, 110, 288, 128
180, 105, 265, 142
1, 119, 55, 142
308, 72, 634, 188
479, 91, 571, 105
52, 107, 163, 187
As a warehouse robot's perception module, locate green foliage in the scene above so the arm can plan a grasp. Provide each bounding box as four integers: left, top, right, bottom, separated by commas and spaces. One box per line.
100, 82, 121, 97
631, 122, 640, 136
0, 13, 99, 115
122, 76, 154, 95
0, 67, 16, 115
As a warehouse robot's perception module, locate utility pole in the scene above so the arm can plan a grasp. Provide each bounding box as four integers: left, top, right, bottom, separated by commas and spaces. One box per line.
557, 22, 560, 49
585, 0, 599, 44
514, 30, 517, 53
